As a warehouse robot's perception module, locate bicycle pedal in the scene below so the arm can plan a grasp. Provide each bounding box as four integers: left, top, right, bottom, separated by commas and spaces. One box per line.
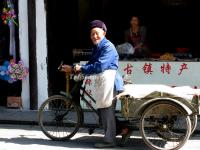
88, 128, 95, 135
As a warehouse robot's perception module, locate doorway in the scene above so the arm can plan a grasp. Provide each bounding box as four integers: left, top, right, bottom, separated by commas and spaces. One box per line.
46, 0, 200, 95
45, 0, 78, 95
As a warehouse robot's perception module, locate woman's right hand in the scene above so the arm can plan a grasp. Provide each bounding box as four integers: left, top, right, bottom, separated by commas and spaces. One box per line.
134, 43, 142, 49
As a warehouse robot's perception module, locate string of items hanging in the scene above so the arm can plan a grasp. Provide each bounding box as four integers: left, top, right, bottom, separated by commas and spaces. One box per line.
0, 0, 28, 83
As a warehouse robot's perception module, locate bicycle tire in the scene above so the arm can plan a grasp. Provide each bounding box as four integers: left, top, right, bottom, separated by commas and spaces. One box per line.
140, 101, 191, 150
38, 95, 82, 141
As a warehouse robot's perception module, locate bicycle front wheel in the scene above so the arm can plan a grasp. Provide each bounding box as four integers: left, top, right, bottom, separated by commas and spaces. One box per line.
38, 95, 81, 141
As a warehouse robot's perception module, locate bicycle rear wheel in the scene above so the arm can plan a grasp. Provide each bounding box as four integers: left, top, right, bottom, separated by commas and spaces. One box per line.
190, 114, 197, 135
140, 101, 191, 150
38, 95, 81, 141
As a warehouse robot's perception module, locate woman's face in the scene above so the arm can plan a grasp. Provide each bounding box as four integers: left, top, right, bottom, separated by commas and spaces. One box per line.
90, 27, 106, 45
130, 16, 139, 27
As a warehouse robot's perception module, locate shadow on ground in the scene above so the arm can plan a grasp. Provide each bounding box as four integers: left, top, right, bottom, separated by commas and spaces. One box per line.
0, 135, 149, 149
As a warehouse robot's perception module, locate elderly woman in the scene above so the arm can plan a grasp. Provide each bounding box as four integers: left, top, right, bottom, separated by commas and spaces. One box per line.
63, 20, 123, 148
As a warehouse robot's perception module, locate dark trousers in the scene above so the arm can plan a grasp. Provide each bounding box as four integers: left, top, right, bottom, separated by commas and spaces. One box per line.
98, 105, 116, 143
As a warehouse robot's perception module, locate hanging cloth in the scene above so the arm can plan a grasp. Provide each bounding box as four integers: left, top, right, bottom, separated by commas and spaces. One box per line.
7, 0, 16, 60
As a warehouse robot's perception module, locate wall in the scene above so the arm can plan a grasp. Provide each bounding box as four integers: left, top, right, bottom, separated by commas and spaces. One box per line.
19, 0, 48, 109
18, 0, 29, 109
36, 0, 48, 108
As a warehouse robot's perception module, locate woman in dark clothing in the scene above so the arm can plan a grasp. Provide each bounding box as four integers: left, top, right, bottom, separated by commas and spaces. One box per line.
124, 16, 150, 57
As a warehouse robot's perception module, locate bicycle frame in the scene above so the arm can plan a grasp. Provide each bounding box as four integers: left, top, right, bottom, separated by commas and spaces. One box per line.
80, 86, 98, 115
69, 78, 99, 116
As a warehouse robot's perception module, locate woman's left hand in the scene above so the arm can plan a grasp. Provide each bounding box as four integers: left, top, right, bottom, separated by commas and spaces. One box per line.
74, 64, 82, 72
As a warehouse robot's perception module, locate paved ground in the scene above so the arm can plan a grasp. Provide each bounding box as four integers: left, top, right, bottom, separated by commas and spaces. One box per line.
0, 124, 200, 150
0, 108, 200, 149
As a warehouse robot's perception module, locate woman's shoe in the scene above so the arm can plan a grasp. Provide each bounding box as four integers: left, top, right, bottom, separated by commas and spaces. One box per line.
119, 129, 133, 147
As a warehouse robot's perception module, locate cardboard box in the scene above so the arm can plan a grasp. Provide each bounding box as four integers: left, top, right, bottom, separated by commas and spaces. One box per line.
7, 96, 22, 108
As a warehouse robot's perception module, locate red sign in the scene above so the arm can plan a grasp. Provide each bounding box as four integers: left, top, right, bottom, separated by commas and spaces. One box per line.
161, 63, 171, 74
124, 63, 133, 74
178, 63, 188, 75
143, 63, 153, 74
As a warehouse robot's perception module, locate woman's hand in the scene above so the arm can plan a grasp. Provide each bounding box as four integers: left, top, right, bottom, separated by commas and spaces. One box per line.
134, 43, 142, 49
74, 64, 82, 73
61, 65, 72, 73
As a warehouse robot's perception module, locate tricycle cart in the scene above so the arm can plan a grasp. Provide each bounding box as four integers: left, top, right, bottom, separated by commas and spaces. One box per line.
38, 72, 199, 150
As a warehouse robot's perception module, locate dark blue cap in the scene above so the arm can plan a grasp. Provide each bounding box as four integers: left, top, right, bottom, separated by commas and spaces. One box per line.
90, 20, 107, 32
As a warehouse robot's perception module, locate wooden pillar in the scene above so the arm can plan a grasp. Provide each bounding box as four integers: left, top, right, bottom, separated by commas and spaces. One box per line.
28, 0, 38, 110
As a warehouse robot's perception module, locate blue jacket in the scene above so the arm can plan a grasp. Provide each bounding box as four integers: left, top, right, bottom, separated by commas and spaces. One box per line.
81, 37, 124, 91
115, 71, 124, 92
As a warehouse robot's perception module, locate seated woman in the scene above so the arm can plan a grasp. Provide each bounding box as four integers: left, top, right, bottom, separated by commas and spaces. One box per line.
124, 16, 150, 58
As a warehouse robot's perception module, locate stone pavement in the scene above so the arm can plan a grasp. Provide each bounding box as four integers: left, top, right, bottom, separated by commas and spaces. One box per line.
0, 124, 200, 150
0, 107, 99, 126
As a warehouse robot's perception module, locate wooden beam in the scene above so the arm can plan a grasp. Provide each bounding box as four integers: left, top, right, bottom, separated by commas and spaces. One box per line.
28, 0, 38, 110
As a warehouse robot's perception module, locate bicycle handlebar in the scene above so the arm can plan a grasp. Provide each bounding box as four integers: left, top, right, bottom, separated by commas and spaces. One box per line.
58, 61, 84, 82
58, 61, 133, 84
57, 61, 64, 71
